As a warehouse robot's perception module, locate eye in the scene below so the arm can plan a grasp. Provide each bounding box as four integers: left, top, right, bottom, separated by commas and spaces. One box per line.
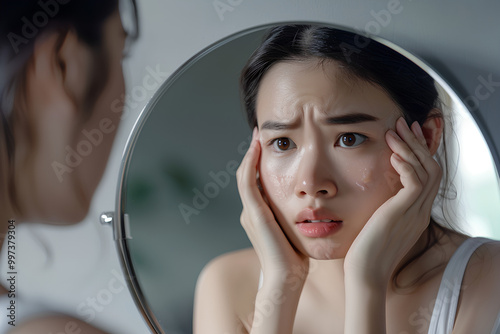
336, 133, 367, 148
270, 137, 296, 151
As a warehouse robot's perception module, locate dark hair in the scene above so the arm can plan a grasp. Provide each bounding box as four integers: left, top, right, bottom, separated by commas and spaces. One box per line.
241, 25, 440, 128
0, 0, 139, 115
240, 24, 459, 289
0, 0, 139, 213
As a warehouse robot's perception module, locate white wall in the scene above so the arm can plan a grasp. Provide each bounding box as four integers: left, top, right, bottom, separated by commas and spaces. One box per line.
4, 1, 499, 333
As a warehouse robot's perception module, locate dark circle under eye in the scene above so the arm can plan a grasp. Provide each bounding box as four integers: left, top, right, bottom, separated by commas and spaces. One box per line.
277, 138, 290, 150
341, 134, 357, 147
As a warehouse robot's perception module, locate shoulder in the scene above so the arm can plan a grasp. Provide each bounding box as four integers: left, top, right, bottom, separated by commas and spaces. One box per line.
454, 238, 500, 333
199, 247, 260, 280
8, 314, 107, 333
196, 247, 261, 296
193, 248, 260, 333
463, 238, 500, 286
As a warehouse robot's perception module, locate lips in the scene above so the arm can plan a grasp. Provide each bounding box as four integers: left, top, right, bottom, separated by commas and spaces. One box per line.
296, 207, 343, 224
295, 207, 343, 238
302, 219, 337, 223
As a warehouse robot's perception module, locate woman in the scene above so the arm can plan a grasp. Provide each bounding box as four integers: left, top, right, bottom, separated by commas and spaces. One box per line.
194, 25, 500, 333
0, 0, 138, 332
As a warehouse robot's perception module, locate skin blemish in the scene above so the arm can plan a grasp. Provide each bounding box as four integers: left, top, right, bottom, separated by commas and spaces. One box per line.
268, 174, 294, 200
362, 168, 372, 183
355, 168, 373, 191
255, 59, 413, 260
355, 181, 366, 191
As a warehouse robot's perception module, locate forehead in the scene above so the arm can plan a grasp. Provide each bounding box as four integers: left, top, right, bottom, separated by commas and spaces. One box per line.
255, 59, 401, 123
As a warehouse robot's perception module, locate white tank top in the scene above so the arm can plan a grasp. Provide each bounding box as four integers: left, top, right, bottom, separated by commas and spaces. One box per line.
257, 237, 500, 334
428, 237, 500, 334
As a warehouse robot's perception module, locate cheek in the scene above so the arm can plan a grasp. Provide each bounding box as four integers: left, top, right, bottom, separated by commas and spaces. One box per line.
266, 174, 294, 201
355, 167, 373, 191
259, 155, 297, 202
346, 148, 400, 194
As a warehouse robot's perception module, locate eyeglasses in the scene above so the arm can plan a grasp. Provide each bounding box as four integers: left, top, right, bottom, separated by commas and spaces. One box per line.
119, 0, 139, 57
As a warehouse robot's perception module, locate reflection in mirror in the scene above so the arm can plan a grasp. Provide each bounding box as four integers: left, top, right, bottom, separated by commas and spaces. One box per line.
120, 28, 263, 333
118, 24, 500, 333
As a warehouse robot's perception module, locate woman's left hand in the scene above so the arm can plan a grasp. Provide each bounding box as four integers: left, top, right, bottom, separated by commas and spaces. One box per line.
343, 116, 442, 286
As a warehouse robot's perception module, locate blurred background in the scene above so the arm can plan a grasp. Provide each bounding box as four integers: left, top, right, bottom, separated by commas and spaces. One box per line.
1, 1, 498, 333
120, 25, 500, 334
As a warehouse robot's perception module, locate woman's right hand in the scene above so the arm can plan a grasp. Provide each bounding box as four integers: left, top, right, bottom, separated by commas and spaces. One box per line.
236, 127, 309, 286
237, 127, 308, 333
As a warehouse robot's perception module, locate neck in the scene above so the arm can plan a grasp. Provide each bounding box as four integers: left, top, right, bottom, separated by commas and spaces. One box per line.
391, 224, 446, 289
306, 225, 447, 293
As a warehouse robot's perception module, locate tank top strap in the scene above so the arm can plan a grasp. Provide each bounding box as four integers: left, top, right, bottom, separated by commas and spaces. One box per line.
428, 237, 492, 334
258, 269, 263, 290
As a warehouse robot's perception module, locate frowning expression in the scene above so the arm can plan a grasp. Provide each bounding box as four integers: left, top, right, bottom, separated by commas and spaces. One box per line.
256, 59, 403, 260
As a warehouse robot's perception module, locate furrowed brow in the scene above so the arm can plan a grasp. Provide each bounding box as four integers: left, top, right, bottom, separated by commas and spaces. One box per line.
260, 120, 299, 131
325, 113, 379, 125
260, 113, 379, 130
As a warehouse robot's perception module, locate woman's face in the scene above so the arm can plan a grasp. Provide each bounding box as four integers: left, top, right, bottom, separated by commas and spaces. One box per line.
13, 9, 128, 223
256, 59, 403, 260
66, 9, 128, 215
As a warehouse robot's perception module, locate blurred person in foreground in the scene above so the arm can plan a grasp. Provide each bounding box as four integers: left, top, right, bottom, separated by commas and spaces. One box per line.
0, 0, 139, 332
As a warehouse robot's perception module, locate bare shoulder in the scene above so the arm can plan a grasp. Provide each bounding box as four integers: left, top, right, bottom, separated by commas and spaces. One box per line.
197, 247, 261, 296
8, 314, 107, 333
193, 247, 260, 334
200, 247, 260, 281
455, 239, 500, 333
464, 239, 500, 286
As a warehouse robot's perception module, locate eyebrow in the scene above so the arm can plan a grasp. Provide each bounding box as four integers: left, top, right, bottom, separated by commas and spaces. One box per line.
260, 112, 379, 130
325, 113, 379, 125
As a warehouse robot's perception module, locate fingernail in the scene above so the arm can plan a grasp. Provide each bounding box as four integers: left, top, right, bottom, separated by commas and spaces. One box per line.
391, 153, 403, 162
387, 129, 400, 140
252, 127, 258, 140
397, 117, 409, 130
412, 121, 424, 139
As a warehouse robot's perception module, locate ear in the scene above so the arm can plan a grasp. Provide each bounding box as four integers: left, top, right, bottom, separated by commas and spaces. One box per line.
16, 29, 96, 222
421, 109, 444, 155
22, 28, 95, 166
25, 28, 94, 123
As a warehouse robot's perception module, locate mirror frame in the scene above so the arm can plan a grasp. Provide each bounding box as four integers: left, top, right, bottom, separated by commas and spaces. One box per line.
111, 21, 498, 333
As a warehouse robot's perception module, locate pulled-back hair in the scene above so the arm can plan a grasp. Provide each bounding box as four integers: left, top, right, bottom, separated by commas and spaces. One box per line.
240, 24, 460, 289
241, 25, 440, 128
0, 0, 138, 214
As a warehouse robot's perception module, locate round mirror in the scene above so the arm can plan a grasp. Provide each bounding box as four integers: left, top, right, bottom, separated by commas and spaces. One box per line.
114, 24, 500, 333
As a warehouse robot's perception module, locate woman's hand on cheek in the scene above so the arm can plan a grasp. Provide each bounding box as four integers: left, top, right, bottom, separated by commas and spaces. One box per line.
237, 127, 309, 286
343, 117, 442, 287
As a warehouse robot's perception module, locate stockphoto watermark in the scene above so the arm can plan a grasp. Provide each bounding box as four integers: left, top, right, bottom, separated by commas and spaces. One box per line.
340, 0, 405, 63
213, 0, 244, 21
401, 278, 470, 334
46, 320, 82, 334
7, 0, 72, 54
178, 133, 253, 224
76, 268, 127, 323
358, 0, 404, 36
463, 73, 500, 112
3, 220, 17, 328
51, 64, 170, 182
230, 261, 319, 334
31, 268, 128, 334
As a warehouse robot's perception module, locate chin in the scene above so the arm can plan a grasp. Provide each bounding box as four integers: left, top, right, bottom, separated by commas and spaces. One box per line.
301, 239, 346, 260
37, 195, 91, 225
39, 210, 88, 225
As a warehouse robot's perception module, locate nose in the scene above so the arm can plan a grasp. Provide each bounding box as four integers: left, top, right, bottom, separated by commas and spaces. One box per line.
294, 146, 337, 199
